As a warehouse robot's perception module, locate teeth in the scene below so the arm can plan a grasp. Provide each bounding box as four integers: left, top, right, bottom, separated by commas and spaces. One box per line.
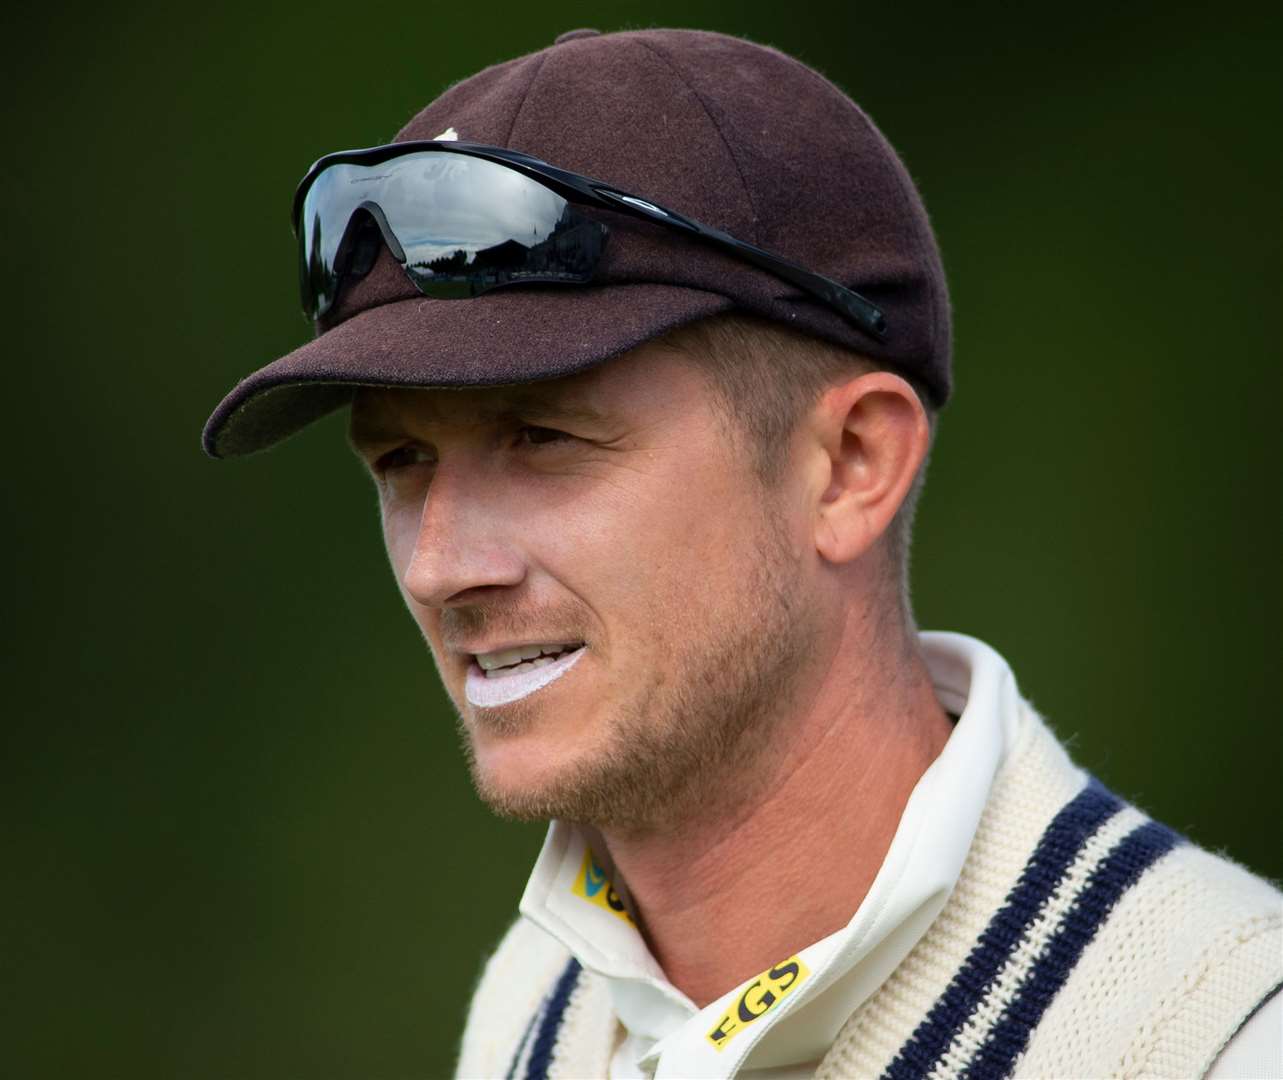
476, 643, 581, 672
483, 655, 560, 679
476, 646, 525, 671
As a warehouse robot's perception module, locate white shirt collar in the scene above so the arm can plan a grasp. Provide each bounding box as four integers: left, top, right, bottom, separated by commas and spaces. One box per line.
519, 632, 1023, 1078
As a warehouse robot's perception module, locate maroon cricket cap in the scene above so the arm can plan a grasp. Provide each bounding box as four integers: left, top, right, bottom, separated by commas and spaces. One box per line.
202, 28, 950, 458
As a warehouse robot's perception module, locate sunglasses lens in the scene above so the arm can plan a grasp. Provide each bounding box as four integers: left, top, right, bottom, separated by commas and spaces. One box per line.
298, 152, 607, 318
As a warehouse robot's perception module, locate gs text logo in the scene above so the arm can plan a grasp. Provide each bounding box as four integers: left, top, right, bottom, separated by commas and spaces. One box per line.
706, 955, 809, 1050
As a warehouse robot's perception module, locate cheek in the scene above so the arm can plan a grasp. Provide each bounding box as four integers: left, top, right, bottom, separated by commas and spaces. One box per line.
380, 498, 422, 583
650, 471, 746, 555
608, 473, 748, 603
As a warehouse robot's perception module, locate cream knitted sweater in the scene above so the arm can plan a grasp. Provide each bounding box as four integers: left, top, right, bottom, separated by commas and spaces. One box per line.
457, 711, 1282, 1079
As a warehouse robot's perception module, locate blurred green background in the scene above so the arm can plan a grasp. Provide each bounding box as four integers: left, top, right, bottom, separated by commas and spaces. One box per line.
5, 2, 1279, 1077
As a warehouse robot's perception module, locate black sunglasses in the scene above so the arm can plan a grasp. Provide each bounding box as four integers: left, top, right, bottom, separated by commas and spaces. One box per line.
292, 140, 887, 340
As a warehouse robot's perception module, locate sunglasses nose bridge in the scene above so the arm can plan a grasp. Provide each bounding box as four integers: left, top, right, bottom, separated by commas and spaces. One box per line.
354, 200, 407, 263
330, 202, 407, 292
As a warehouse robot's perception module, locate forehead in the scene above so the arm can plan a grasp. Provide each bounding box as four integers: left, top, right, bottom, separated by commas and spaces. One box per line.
348, 339, 703, 440
352, 382, 597, 431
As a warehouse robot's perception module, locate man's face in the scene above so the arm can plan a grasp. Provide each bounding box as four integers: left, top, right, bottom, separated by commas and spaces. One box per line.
350, 339, 819, 830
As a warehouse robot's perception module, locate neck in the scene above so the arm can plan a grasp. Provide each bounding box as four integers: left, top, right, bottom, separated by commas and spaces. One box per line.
598, 619, 952, 1008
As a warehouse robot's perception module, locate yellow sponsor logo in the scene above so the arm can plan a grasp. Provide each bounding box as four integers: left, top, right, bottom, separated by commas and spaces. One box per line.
571, 848, 634, 924
706, 955, 809, 1050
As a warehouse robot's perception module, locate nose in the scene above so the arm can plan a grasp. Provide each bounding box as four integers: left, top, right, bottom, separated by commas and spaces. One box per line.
400, 460, 527, 608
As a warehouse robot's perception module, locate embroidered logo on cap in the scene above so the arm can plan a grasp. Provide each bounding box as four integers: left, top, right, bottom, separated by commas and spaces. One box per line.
571, 848, 633, 924
706, 955, 810, 1050
432, 126, 459, 141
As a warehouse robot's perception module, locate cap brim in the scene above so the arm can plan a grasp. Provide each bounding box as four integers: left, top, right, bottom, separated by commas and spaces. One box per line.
202, 283, 732, 458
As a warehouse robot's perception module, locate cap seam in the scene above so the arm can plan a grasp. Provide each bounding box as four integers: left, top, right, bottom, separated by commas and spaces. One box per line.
627, 36, 760, 244
789, 58, 944, 376
503, 48, 553, 147
321, 272, 730, 338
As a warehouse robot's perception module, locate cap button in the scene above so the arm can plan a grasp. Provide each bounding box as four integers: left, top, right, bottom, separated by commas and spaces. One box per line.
554, 28, 601, 44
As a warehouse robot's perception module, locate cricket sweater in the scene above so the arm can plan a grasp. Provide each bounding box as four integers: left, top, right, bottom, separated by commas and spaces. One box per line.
456, 637, 1282, 1078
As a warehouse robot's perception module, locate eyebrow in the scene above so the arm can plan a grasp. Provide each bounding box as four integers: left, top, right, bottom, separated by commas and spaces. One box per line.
347, 391, 612, 450
487, 391, 610, 426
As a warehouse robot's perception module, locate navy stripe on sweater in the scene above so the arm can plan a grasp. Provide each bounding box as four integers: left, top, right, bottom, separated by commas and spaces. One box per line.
883, 778, 1126, 1080
522, 956, 583, 1080
960, 818, 1181, 1080
504, 1006, 541, 1080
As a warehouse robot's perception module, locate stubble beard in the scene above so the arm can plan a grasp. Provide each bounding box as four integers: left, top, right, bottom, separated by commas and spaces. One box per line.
453, 512, 816, 833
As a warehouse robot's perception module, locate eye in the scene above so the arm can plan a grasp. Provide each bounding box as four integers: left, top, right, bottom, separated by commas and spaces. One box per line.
518, 425, 573, 447
374, 444, 435, 473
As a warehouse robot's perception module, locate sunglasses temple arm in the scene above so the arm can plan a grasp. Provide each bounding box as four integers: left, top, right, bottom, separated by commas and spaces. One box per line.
589, 187, 887, 340
717, 236, 888, 340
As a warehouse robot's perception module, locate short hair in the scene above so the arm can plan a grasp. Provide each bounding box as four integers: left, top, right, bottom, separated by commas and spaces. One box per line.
662, 313, 937, 618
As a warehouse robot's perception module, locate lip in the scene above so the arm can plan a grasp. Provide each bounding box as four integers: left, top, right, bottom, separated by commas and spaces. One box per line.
464, 645, 587, 708
450, 638, 584, 662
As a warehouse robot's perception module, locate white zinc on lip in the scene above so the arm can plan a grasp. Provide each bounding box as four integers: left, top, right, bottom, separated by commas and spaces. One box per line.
466, 646, 587, 708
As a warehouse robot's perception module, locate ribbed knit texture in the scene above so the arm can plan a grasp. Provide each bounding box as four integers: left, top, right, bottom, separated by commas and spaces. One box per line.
455, 708, 1282, 1079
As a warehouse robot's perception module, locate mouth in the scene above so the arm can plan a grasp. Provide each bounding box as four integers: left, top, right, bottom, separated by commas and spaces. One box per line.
465, 642, 587, 708
472, 642, 585, 678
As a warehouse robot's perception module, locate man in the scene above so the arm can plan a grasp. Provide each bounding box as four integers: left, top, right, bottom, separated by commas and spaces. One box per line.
203, 28, 1281, 1079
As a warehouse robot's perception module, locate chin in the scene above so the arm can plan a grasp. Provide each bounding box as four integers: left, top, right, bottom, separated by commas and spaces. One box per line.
464, 718, 621, 824
463, 706, 567, 781
468, 753, 579, 822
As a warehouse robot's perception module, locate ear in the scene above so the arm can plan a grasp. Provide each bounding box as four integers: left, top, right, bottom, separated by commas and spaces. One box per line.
809, 371, 931, 565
